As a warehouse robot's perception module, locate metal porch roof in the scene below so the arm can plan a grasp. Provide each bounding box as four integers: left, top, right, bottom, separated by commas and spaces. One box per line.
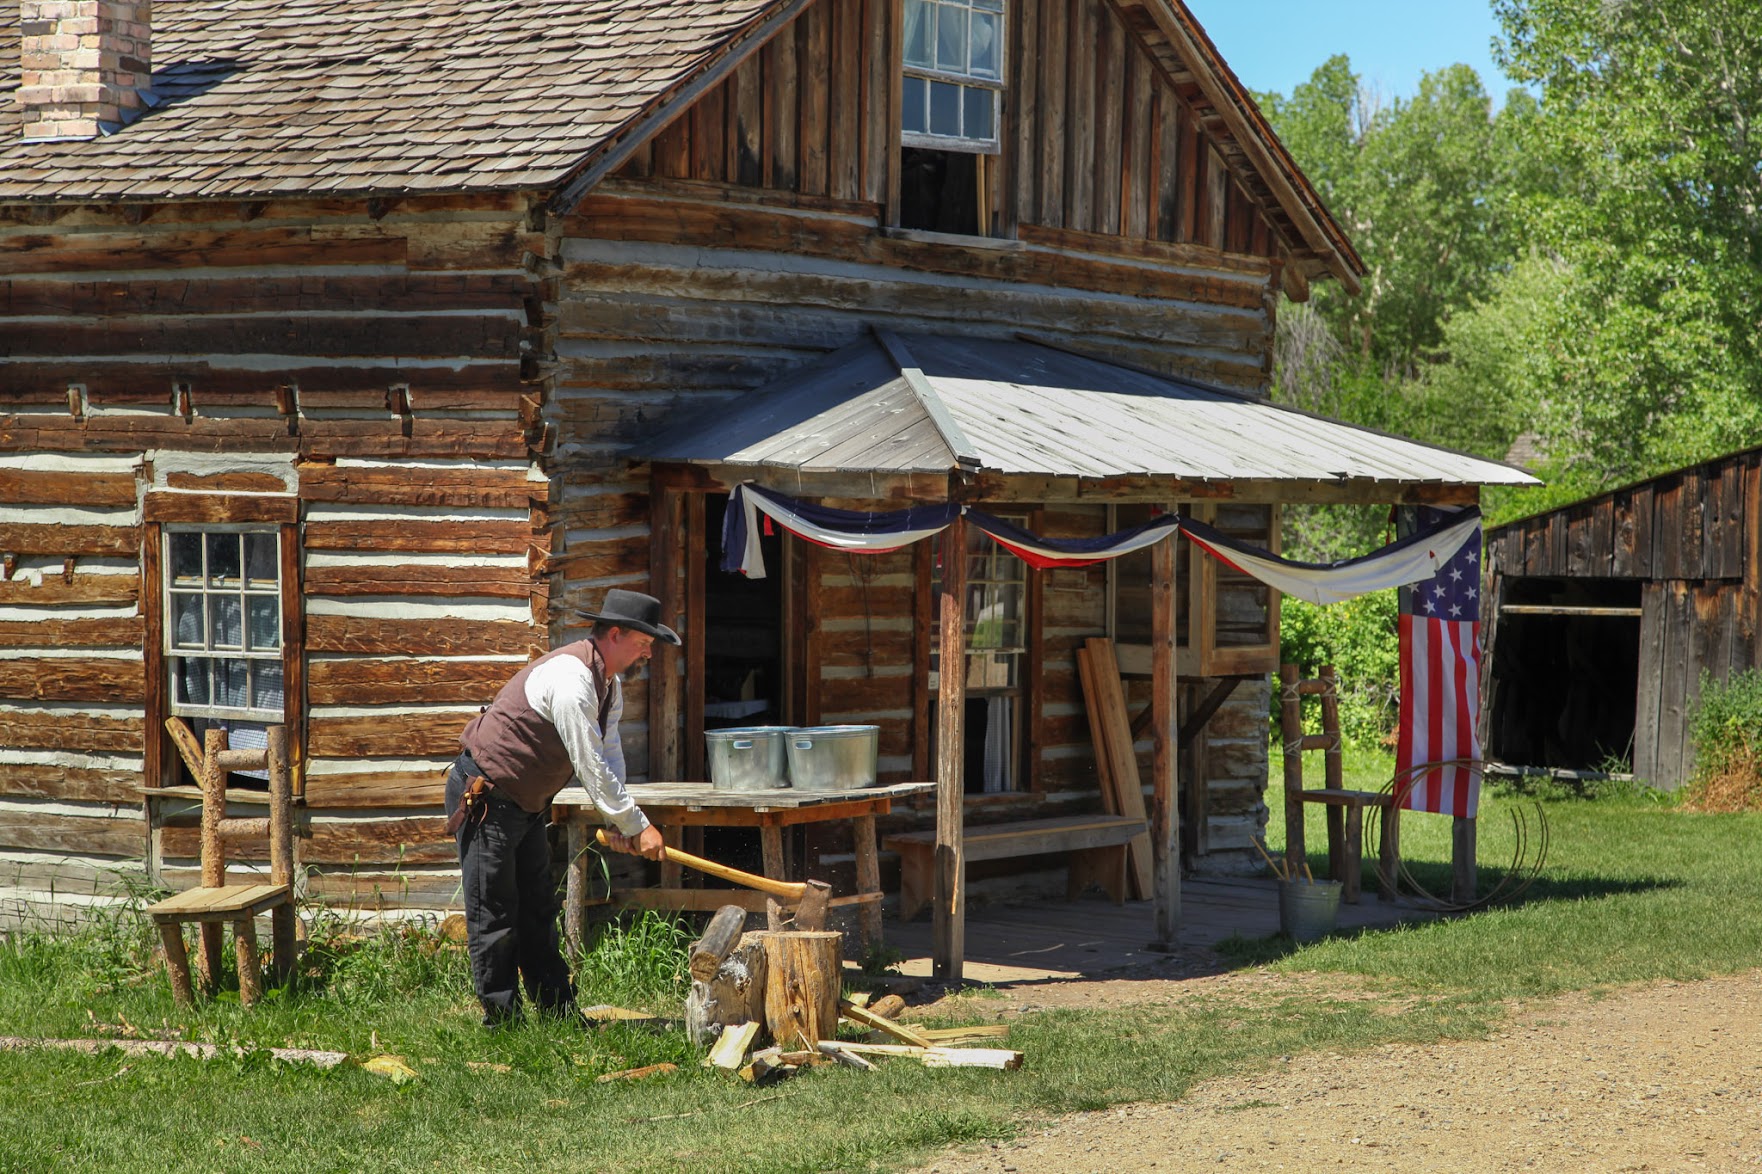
638, 331, 1538, 493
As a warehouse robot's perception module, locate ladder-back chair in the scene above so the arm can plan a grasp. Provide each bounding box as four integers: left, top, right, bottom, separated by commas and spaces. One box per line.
1280, 664, 1398, 903
147, 722, 297, 1004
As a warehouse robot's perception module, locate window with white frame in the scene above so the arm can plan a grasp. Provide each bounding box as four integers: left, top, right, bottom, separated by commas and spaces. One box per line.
902, 0, 1004, 151
166, 528, 284, 721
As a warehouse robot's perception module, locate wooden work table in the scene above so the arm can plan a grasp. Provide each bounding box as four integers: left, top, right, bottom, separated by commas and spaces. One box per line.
551, 781, 935, 950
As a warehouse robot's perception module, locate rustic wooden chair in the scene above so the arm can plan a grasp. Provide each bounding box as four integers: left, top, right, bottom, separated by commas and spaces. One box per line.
1280, 664, 1398, 903
147, 722, 297, 1005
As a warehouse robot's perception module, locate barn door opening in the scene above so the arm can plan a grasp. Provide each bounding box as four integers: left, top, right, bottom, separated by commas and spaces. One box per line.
1486, 576, 1642, 773
701, 493, 786, 736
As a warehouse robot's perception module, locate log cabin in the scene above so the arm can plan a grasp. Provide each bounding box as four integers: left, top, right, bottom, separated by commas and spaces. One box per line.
1, 0, 1532, 949
1484, 446, 1761, 790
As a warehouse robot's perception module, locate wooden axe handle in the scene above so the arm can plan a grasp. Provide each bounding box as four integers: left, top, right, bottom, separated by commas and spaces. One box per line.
595, 828, 808, 901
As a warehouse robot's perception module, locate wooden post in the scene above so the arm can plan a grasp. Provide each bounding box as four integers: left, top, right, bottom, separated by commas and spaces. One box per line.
685, 493, 707, 781
756, 930, 842, 1051
564, 814, 587, 954
157, 923, 194, 1005
852, 813, 882, 950
234, 916, 263, 1006
266, 726, 296, 985
197, 728, 227, 994
648, 481, 683, 783
1149, 532, 1180, 945
1452, 816, 1477, 904
1280, 663, 1305, 877
934, 515, 967, 982
1321, 664, 1346, 886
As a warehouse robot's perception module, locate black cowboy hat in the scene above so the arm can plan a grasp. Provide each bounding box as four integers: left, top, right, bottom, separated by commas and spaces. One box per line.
576, 588, 681, 646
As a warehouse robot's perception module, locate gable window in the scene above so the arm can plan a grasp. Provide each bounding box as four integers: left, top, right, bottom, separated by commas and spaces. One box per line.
902, 0, 1004, 152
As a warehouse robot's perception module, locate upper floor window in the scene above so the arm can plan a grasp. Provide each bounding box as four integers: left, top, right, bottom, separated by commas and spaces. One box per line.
902, 0, 1004, 152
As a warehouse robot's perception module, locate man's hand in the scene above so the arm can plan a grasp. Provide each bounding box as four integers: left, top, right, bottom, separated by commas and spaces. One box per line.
606, 824, 667, 861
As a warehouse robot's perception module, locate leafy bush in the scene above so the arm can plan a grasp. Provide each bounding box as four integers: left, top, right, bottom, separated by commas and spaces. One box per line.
1279, 589, 1400, 748
1684, 669, 1762, 812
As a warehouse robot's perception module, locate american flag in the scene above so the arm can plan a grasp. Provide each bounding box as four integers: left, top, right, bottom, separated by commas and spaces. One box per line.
1395, 506, 1483, 817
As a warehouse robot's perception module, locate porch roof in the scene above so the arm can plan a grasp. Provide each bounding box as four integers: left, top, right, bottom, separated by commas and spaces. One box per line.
638, 331, 1539, 496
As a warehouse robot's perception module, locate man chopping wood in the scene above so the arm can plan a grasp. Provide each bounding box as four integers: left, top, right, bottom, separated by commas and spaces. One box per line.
444, 589, 677, 1026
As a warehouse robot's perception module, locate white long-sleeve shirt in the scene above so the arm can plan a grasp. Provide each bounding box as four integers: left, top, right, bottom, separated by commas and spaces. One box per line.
524, 653, 650, 837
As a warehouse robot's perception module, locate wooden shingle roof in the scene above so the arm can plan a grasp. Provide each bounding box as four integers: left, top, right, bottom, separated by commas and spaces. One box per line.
0, 0, 782, 202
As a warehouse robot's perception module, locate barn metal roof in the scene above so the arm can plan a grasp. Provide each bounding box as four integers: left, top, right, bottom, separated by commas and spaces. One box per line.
639, 330, 1539, 492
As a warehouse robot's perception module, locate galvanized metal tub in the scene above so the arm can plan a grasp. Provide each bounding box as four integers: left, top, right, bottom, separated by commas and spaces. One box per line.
785, 725, 880, 791
1277, 878, 1342, 942
705, 726, 793, 792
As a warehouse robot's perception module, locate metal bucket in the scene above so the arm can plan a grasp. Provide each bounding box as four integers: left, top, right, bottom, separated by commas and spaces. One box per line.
705, 726, 793, 792
785, 725, 880, 791
1277, 878, 1342, 942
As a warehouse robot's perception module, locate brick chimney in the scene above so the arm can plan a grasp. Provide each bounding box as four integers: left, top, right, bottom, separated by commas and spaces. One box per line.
18, 1, 152, 142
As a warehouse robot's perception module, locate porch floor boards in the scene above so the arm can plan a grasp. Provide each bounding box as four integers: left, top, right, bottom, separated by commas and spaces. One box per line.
882, 876, 1434, 984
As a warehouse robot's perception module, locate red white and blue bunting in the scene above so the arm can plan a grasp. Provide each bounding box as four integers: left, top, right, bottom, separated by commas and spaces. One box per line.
722, 482, 1479, 607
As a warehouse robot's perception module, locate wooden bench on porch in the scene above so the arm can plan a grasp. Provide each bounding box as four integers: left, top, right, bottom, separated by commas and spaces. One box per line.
885, 814, 1148, 922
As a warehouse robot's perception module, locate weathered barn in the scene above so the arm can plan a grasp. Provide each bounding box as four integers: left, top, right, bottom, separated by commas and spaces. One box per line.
2, 0, 1529, 949
1484, 447, 1761, 790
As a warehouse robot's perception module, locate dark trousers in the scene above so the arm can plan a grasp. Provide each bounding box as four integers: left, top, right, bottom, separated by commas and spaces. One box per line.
445, 753, 575, 1021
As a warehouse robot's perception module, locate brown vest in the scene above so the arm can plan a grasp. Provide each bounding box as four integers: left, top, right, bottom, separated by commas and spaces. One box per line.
460, 639, 615, 813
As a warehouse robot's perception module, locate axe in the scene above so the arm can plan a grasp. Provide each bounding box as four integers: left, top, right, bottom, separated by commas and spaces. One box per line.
595, 829, 832, 930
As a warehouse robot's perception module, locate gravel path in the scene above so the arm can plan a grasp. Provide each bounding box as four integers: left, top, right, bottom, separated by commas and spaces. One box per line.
915, 970, 1762, 1172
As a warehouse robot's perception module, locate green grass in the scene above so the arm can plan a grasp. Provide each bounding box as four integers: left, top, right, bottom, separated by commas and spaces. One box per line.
3, 763, 1760, 1173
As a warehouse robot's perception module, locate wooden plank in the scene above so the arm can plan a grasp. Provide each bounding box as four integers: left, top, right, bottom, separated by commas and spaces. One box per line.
1123, 43, 1154, 239
143, 493, 298, 525
0, 617, 142, 649
306, 658, 513, 706
300, 769, 447, 808
0, 468, 138, 506
305, 614, 541, 657
297, 464, 539, 509
1079, 639, 1155, 899
0, 762, 142, 804
0, 271, 525, 319
0, 657, 142, 704
1176, 110, 1200, 241
798, 4, 831, 198
1037, 0, 1068, 227
6, 361, 526, 403
934, 515, 967, 982
1005, 0, 1039, 233
648, 484, 684, 784
302, 520, 533, 555
1091, 4, 1125, 236
827, 0, 862, 202
685, 494, 707, 782
1656, 581, 1692, 789
1632, 582, 1664, 784
0, 808, 144, 857
3, 312, 521, 361
913, 540, 933, 780
691, 75, 728, 183
1065, 0, 1096, 231
0, 576, 138, 606
305, 711, 472, 758
730, 51, 765, 188
767, 26, 799, 191
165, 816, 454, 867
860, 0, 892, 206
303, 564, 531, 599
0, 523, 138, 557
0, 225, 407, 276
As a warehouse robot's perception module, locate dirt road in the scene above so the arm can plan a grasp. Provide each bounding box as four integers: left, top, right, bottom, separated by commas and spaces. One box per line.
915, 970, 1762, 1172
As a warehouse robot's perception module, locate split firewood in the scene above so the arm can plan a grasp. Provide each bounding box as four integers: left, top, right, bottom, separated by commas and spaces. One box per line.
775, 1049, 830, 1067
867, 994, 908, 1020
739, 1047, 793, 1084
829, 1041, 925, 1058
703, 1021, 760, 1071
596, 1062, 678, 1083
921, 1047, 1023, 1070
920, 1024, 1010, 1043
815, 1041, 876, 1071
688, 905, 748, 983
837, 999, 931, 1049
685, 937, 766, 1048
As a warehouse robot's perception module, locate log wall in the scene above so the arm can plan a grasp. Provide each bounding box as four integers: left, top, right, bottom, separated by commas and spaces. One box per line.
0, 194, 552, 924
1485, 449, 1761, 789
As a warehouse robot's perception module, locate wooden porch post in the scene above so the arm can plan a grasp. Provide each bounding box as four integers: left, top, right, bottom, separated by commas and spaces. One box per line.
1150, 532, 1180, 944
648, 480, 683, 784
934, 514, 967, 982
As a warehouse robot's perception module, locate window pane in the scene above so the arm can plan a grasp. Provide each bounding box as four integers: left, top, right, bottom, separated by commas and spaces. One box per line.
247, 596, 279, 651
206, 533, 240, 586
215, 657, 249, 708
903, 0, 932, 68
969, 10, 999, 78
963, 85, 995, 141
929, 80, 962, 137
171, 593, 205, 648
902, 74, 928, 134
209, 594, 243, 649
244, 532, 277, 588
252, 661, 284, 712
935, 3, 968, 72
974, 0, 1003, 11
170, 533, 203, 586
174, 657, 210, 706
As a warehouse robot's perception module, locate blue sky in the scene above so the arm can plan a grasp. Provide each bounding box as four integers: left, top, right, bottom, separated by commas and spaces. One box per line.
1182, 0, 1515, 105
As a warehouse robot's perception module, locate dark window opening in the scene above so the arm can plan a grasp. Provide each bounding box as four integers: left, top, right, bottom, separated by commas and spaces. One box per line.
900, 146, 979, 235
1486, 577, 1642, 771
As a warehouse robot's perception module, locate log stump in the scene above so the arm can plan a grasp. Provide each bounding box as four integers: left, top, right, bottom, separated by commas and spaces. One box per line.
685, 937, 766, 1048
754, 930, 842, 1052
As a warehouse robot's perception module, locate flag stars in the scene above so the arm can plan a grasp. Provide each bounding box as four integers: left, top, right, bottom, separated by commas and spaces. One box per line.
1424, 599, 1437, 614
1449, 603, 1462, 617
1434, 584, 1447, 598
1449, 566, 1463, 581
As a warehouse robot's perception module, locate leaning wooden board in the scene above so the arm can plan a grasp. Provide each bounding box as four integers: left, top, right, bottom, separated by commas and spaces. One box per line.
1078, 639, 1154, 900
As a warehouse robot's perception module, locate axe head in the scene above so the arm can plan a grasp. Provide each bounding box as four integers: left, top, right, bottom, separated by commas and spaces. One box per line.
791, 880, 833, 931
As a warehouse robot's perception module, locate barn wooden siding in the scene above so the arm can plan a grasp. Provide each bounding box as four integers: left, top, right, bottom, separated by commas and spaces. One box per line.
1485, 449, 1762, 789
0, 195, 552, 923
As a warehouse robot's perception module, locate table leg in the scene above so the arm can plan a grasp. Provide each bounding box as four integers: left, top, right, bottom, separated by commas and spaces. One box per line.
853, 814, 882, 950
660, 824, 684, 890
564, 813, 587, 955
760, 825, 785, 879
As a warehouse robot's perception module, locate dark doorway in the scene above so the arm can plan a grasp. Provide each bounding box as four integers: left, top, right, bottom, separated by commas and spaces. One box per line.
703, 494, 784, 732
1487, 577, 1643, 770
